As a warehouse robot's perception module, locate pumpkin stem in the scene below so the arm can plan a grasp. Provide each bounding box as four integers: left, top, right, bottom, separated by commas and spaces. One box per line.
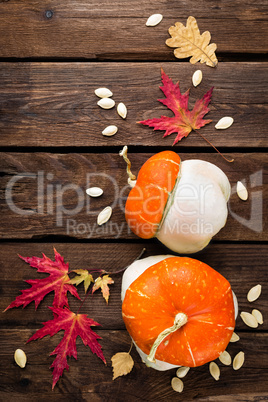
119, 145, 137, 187
147, 312, 188, 363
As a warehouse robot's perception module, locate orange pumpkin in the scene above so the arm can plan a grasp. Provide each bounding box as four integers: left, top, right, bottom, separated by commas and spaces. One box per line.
125, 150, 181, 239
122, 256, 235, 368
123, 149, 231, 254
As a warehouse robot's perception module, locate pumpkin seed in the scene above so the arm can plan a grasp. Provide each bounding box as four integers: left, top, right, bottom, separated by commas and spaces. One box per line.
94, 88, 113, 98
102, 125, 118, 136
209, 362, 220, 381
192, 70, 202, 87
14, 349, 27, 368
86, 187, 103, 197
219, 350, 232, 365
233, 351, 244, 370
247, 284, 262, 302
171, 377, 184, 393
237, 181, 248, 201
97, 206, 112, 225
176, 366, 190, 378
230, 332, 240, 343
215, 116, 234, 129
117, 102, 127, 119
97, 98, 115, 109
252, 309, 263, 325
146, 14, 163, 27
240, 311, 258, 328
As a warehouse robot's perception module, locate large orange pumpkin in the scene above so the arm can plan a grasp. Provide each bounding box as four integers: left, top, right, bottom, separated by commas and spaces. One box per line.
122, 256, 235, 368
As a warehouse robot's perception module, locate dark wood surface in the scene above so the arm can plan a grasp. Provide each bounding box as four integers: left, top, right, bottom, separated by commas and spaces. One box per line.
0, 0, 267, 400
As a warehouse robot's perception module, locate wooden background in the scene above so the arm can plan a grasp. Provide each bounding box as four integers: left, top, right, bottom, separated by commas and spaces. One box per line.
0, 1, 267, 401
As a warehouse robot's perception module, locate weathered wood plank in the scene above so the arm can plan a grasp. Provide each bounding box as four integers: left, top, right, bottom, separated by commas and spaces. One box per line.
0, 1, 267, 58
0, 62, 267, 147
0, 329, 267, 400
1, 243, 267, 330
0, 152, 266, 240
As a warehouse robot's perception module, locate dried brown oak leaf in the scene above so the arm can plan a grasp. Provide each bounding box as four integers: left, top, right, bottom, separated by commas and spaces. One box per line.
166, 16, 218, 67
111, 352, 134, 380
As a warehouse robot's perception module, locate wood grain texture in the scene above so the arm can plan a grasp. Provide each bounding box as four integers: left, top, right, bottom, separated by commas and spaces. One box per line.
0, 62, 267, 147
1, 242, 267, 400
0, 330, 267, 401
0, 152, 266, 240
0, 0, 267, 59
1, 243, 267, 330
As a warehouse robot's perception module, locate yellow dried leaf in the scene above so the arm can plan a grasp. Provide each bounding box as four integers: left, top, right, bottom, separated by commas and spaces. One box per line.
166, 16, 218, 67
92, 274, 114, 303
111, 352, 134, 380
68, 269, 93, 293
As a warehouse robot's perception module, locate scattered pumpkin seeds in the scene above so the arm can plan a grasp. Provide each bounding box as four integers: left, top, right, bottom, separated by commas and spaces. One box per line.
97, 98, 115, 109
233, 351, 245, 370
94, 88, 113, 98
252, 309, 263, 325
219, 351, 232, 365
237, 181, 248, 201
247, 284, 262, 302
240, 311, 258, 328
171, 377, 184, 393
97, 206, 112, 225
230, 332, 240, 343
215, 116, 234, 129
102, 125, 118, 137
14, 349, 27, 368
192, 70, 202, 87
86, 187, 103, 197
117, 102, 127, 119
176, 366, 190, 378
146, 14, 163, 27
209, 362, 220, 381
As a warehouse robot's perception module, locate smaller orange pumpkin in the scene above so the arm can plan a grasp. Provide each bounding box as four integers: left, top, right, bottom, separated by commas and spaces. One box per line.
122, 256, 236, 369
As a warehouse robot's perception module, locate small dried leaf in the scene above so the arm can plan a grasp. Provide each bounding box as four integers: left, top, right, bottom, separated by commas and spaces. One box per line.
14, 349, 27, 368
68, 269, 94, 294
166, 16, 218, 67
86, 187, 103, 197
117, 102, 127, 119
252, 309, 263, 325
97, 206, 112, 225
97, 98, 115, 109
237, 181, 248, 201
146, 14, 163, 27
92, 274, 114, 303
111, 352, 134, 380
230, 332, 240, 343
95, 88, 113, 98
240, 311, 258, 328
233, 351, 245, 370
192, 70, 202, 87
209, 362, 220, 380
176, 366, 190, 378
247, 284, 262, 302
215, 116, 234, 129
171, 377, 184, 392
102, 125, 118, 137
219, 351, 232, 366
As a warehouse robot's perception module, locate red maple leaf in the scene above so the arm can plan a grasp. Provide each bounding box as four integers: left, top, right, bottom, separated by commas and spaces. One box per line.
4, 248, 80, 311
139, 68, 213, 145
27, 307, 106, 389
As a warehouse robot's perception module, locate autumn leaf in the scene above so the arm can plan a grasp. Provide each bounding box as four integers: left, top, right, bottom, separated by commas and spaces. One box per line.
111, 352, 134, 380
68, 269, 94, 294
27, 307, 106, 389
4, 248, 80, 311
166, 16, 218, 67
92, 275, 114, 303
139, 69, 213, 145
